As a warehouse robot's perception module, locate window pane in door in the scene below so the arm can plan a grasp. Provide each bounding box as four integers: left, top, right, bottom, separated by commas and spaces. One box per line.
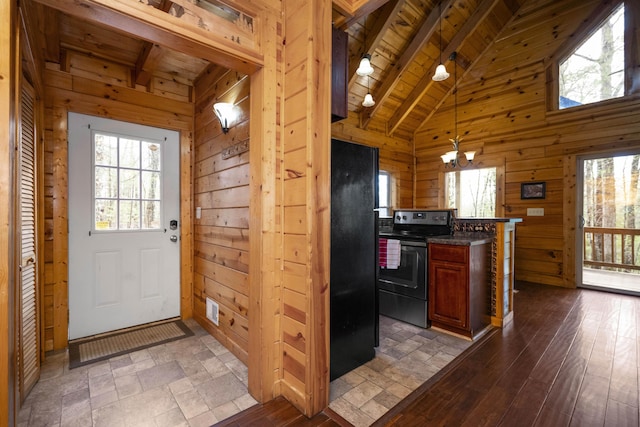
95, 167, 117, 198
141, 171, 160, 200
95, 199, 117, 230
119, 200, 140, 229
142, 141, 161, 171
95, 134, 118, 166
142, 201, 161, 229
119, 169, 140, 199
120, 138, 140, 169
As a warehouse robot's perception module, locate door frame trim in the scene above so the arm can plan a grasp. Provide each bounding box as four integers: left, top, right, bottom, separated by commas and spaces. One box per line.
66, 113, 181, 339
49, 103, 194, 350
572, 148, 640, 289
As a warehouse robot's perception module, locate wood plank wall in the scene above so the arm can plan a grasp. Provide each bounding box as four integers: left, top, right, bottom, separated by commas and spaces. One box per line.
280, 0, 332, 415
192, 66, 252, 364
413, 0, 640, 287
42, 51, 195, 351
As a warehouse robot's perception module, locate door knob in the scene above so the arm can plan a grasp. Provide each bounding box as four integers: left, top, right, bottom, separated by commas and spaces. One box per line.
170, 235, 178, 243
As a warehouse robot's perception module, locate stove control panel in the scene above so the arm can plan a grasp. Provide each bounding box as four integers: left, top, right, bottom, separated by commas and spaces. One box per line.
394, 210, 455, 226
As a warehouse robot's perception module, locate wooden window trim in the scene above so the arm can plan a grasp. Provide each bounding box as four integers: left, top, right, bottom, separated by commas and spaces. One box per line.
546, 0, 640, 112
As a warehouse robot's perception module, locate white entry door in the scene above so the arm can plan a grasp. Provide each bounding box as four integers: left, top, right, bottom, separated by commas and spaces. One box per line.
68, 113, 180, 340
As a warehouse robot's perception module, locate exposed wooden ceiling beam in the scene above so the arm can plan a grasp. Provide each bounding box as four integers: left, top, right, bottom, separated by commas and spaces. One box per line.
360, 0, 455, 130
134, 0, 173, 87
413, 0, 524, 136
334, 0, 394, 30
387, 0, 501, 135
31, 0, 262, 75
347, 0, 403, 89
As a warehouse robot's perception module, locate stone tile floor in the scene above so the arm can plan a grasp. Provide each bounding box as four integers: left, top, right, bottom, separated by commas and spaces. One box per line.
328, 316, 472, 426
17, 318, 257, 427
18, 316, 472, 426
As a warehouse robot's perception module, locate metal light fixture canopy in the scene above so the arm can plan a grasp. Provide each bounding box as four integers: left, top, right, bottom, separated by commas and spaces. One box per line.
213, 102, 235, 134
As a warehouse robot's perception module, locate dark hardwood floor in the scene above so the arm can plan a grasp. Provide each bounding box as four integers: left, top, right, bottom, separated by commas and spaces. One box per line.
216, 282, 640, 426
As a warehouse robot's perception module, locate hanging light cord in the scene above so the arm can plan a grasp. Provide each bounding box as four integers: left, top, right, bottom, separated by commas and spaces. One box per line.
438, 2, 442, 64
454, 57, 457, 139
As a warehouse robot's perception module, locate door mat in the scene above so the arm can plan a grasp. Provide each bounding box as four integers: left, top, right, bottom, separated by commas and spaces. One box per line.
68, 319, 194, 369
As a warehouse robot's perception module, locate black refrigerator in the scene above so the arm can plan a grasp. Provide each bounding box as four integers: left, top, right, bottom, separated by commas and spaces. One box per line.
330, 138, 379, 381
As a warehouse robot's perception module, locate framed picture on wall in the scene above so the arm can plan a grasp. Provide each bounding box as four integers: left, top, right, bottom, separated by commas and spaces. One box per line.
521, 181, 546, 199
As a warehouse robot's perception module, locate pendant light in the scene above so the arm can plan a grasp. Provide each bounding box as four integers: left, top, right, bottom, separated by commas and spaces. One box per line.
362, 75, 375, 107
441, 52, 475, 167
432, 1, 450, 82
356, 54, 374, 76
356, 16, 374, 77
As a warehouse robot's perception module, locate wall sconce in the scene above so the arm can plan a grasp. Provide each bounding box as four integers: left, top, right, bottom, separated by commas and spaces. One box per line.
213, 102, 235, 134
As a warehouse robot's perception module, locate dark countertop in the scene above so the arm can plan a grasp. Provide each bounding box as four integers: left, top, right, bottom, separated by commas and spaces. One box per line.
427, 235, 493, 246
456, 217, 523, 223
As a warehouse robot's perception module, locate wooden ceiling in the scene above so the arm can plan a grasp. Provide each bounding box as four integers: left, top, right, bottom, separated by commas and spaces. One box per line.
33, 0, 528, 139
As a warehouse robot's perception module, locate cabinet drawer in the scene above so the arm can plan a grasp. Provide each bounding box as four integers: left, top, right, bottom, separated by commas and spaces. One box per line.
429, 244, 468, 263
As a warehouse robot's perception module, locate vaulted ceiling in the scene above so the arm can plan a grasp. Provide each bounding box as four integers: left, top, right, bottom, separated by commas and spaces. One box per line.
30, 0, 529, 139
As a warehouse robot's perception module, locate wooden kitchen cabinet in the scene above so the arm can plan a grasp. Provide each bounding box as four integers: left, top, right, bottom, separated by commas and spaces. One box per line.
428, 242, 490, 339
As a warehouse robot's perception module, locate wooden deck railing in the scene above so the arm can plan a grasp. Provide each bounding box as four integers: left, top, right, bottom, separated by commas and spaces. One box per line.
583, 227, 640, 271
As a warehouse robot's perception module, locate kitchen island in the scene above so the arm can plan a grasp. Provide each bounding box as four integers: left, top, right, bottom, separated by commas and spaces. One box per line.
428, 237, 492, 339
426, 218, 522, 339
454, 218, 522, 328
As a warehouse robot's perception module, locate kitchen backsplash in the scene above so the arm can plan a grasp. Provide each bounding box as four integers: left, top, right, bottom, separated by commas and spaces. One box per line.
453, 219, 497, 237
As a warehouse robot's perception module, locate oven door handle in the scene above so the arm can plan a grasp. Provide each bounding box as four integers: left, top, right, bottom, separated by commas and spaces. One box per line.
395, 240, 427, 248
379, 278, 417, 289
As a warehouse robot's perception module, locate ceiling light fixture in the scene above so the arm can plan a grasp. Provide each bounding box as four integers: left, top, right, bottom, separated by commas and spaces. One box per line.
432, 1, 450, 82
213, 102, 235, 134
356, 54, 374, 76
356, 16, 374, 77
362, 75, 375, 107
441, 52, 475, 168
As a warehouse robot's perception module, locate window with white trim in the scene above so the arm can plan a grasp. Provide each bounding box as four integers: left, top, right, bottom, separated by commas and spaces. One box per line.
378, 171, 391, 217
559, 3, 625, 109
93, 132, 162, 231
445, 167, 496, 218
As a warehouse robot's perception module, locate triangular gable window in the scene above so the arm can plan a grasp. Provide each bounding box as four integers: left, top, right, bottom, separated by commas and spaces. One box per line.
559, 4, 625, 109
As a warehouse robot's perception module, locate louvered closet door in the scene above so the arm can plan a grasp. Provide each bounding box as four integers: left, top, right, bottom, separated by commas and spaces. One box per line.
18, 80, 40, 401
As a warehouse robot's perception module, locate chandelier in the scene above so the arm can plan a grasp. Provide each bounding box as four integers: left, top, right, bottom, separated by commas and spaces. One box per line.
441, 52, 475, 168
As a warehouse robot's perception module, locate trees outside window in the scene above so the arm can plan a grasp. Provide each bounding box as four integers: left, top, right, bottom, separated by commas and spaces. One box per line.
445, 167, 496, 218
583, 154, 640, 268
559, 3, 625, 108
94, 132, 162, 231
